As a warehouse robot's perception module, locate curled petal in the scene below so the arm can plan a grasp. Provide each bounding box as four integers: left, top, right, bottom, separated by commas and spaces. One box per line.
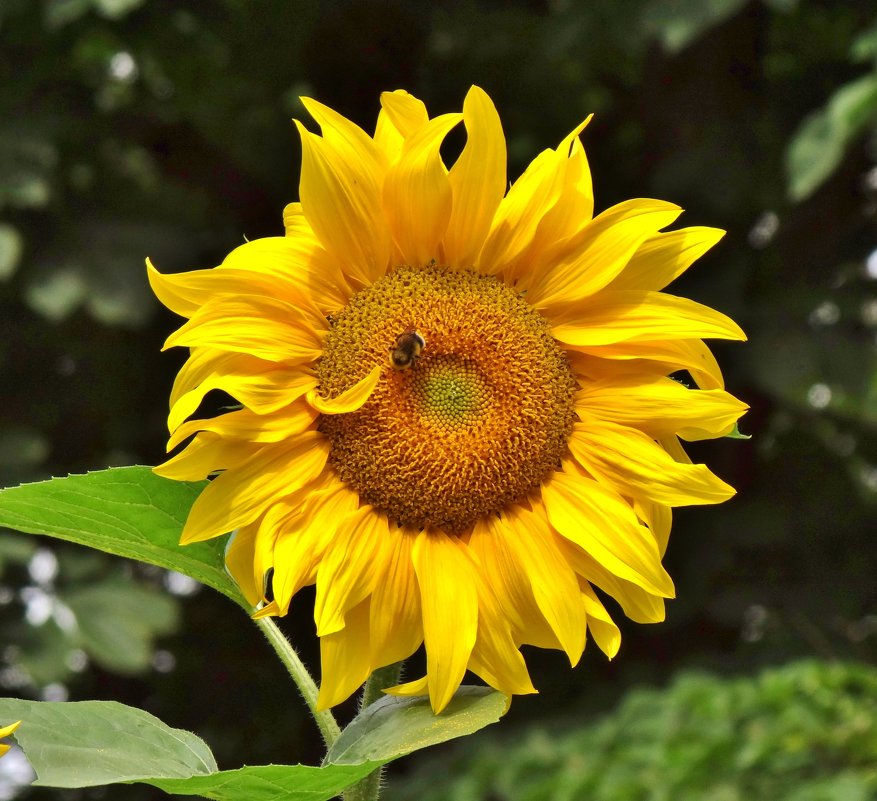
307, 366, 382, 414
444, 86, 507, 268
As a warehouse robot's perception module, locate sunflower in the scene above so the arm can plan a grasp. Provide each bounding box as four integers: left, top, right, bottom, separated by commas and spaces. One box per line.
149, 86, 747, 713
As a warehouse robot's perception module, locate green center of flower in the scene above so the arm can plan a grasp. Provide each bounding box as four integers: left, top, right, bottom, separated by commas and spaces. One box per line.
317, 264, 577, 533
414, 356, 487, 429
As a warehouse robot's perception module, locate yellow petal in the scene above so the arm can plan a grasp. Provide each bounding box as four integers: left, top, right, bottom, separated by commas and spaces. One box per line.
283, 201, 306, 236
580, 582, 621, 658
379, 90, 429, 141
385, 675, 429, 698
224, 526, 260, 607
296, 117, 391, 287
504, 505, 586, 665
525, 200, 682, 310
168, 401, 317, 451
369, 525, 423, 668
468, 516, 559, 649
634, 498, 673, 557
465, 555, 535, 696
468, 630, 536, 697
0, 721, 21, 758
307, 365, 381, 414
383, 112, 461, 266
164, 295, 325, 363
506, 128, 595, 279
541, 469, 674, 597
608, 226, 725, 292
179, 432, 330, 543
660, 434, 694, 464
575, 376, 748, 442
314, 506, 391, 636
148, 254, 311, 319
559, 537, 665, 624
567, 338, 725, 390
271, 476, 359, 616
413, 529, 478, 713
168, 350, 317, 433
443, 86, 507, 268
154, 433, 258, 481
301, 96, 389, 171
0, 721, 21, 740
551, 290, 747, 346
220, 236, 352, 314
476, 147, 565, 277
569, 420, 736, 506
374, 90, 430, 164
317, 598, 372, 710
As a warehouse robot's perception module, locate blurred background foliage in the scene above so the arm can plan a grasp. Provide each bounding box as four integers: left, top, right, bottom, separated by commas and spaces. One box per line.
1, 0, 876, 798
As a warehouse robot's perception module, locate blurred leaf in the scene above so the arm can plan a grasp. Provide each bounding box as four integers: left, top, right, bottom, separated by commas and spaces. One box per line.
93, 0, 146, 20
786, 72, 877, 201
326, 687, 509, 766
641, 0, 748, 53
851, 19, 877, 63
0, 223, 23, 280
23, 266, 87, 321
762, 0, 799, 10
13, 619, 81, 688
43, 0, 92, 28
0, 132, 56, 210
0, 532, 38, 570
62, 579, 179, 673
0, 428, 50, 470
0, 467, 245, 608
0, 698, 385, 800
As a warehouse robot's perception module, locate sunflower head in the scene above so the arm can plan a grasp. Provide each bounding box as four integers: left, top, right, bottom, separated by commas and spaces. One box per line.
149, 86, 747, 713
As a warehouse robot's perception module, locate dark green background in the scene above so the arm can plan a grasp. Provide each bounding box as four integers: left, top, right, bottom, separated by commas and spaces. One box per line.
1, 0, 876, 798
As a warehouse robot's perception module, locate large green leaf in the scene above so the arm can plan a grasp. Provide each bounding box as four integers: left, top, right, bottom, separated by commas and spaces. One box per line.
0, 698, 378, 801
0, 698, 217, 785
0, 467, 245, 608
326, 687, 510, 765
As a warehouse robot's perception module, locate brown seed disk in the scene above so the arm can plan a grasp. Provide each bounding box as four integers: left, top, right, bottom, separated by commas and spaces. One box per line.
317, 264, 577, 532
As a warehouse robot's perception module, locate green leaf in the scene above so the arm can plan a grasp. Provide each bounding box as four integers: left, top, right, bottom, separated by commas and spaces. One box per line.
0, 698, 378, 800
0, 698, 217, 786
0, 466, 245, 608
148, 764, 382, 801
786, 72, 877, 201
326, 686, 510, 766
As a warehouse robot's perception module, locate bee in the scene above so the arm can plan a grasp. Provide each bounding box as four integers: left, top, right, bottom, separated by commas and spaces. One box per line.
389, 329, 426, 370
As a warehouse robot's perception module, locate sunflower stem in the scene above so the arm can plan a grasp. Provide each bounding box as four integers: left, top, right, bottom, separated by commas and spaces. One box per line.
254, 616, 341, 748
344, 663, 404, 801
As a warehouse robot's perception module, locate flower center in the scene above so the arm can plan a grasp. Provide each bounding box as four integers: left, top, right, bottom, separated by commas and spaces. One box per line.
317, 264, 577, 533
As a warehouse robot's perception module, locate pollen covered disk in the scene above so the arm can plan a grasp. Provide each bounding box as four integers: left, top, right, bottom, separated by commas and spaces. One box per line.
317, 264, 577, 532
